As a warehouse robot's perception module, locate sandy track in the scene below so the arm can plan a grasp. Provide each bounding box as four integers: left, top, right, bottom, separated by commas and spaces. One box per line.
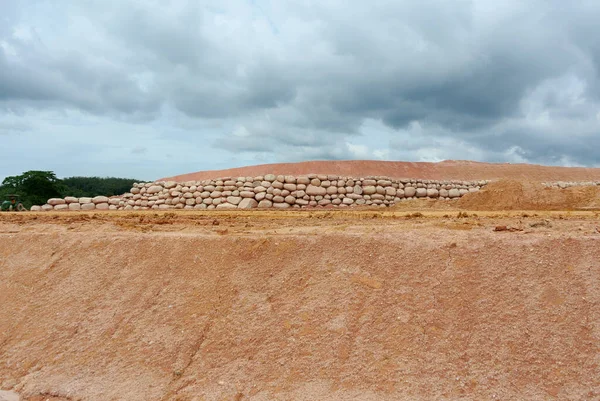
1, 211, 599, 400
160, 160, 600, 182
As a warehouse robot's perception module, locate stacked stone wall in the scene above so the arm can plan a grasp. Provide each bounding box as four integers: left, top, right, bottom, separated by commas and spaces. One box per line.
32, 174, 488, 211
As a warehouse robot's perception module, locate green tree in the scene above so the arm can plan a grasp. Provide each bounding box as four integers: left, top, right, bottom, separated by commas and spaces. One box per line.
1, 171, 63, 208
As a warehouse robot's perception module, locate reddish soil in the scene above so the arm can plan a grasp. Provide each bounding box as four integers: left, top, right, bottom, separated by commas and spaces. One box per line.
1, 211, 600, 400
160, 160, 600, 182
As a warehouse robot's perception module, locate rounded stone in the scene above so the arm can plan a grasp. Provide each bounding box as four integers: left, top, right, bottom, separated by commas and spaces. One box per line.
306, 185, 327, 196
92, 196, 109, 204
426, 188, 439, 198
238, 198, 258, 209
404, 187, 417, 197
416, 188, 427, 198
146, 185, 163, 194
258, 200, 273, 208
48, 198, 66, 206
363, 186, 377, 195
448, 188, 461, 198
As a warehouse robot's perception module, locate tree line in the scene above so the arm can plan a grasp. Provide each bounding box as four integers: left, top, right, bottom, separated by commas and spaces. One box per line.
0, 171, 140, 208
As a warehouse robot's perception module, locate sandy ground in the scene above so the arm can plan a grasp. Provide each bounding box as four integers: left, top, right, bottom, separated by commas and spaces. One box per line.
1, 208, 600, 400
160, 160, 600, 182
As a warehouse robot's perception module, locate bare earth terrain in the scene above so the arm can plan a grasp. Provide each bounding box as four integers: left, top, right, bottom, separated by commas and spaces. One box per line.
161, 160, 600, 182
1, 160, 600, 401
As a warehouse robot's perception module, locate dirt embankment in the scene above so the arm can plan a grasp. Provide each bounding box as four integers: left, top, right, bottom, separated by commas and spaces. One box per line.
160, 160, 600, 182
458, 180, 600, 211
1, 213, 599, 400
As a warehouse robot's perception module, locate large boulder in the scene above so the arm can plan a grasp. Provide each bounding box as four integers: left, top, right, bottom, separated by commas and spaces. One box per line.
47, 198, 65, 206
238, 198, 258, 209
54, 204, 69, 211
362, 186, 376, 195
404, 187, 417, 197
146, 185, 163, 194
227, 196, 242, 205
257, 200, 273, 208
79, 197, 93, 204
216, 203, 237, 209
306, 185, 327, 196
68, 203, 81, 211
64, 196, 79, 204
426, 188, 439, 198
81, 203, 95, 211
92, 196, 109, 204
448, 189, 461, 198
95, 203, 110, 210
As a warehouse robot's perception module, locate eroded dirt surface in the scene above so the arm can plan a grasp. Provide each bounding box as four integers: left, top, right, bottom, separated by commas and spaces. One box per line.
161, 159, 600, 182
1, 210, 600, 400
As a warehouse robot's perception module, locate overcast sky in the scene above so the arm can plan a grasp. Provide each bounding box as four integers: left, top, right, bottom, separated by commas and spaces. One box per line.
1, 0, 599, 181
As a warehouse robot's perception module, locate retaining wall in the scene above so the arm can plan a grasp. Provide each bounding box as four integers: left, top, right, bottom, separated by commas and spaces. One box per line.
32, 174, 488, 211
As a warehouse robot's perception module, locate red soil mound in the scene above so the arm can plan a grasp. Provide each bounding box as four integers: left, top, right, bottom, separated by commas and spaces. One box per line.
458, 180, 600, 210
160, 160, 600, 182
2, 215, 600, 400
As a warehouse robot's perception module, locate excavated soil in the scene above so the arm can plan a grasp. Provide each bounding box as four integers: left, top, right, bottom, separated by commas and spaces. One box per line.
457, 180, 600, 211
160, 160, 600, 182
1, 211, 600, 401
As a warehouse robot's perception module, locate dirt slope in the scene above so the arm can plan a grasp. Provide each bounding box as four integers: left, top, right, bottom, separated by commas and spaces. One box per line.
458, 180, 600, 211
160, 160, 600, 182
1, 213, 599, 400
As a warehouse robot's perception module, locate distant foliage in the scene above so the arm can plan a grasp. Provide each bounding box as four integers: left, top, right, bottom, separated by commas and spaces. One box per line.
0, 171, 140, 208
61, 176, 139, 197
1, 171, 63, 208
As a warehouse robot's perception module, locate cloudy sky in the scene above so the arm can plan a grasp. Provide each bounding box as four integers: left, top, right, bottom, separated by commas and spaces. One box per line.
1, 0, 600, 181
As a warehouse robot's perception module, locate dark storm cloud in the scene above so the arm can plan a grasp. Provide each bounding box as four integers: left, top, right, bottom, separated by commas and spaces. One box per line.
1, 0, 600, 174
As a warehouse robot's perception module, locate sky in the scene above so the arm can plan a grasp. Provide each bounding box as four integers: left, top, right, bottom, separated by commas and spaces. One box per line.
1, 0, 600, 181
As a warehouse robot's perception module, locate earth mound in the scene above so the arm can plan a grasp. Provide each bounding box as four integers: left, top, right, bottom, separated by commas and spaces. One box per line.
458, 180, 600, 211
160, 160, 600, 182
